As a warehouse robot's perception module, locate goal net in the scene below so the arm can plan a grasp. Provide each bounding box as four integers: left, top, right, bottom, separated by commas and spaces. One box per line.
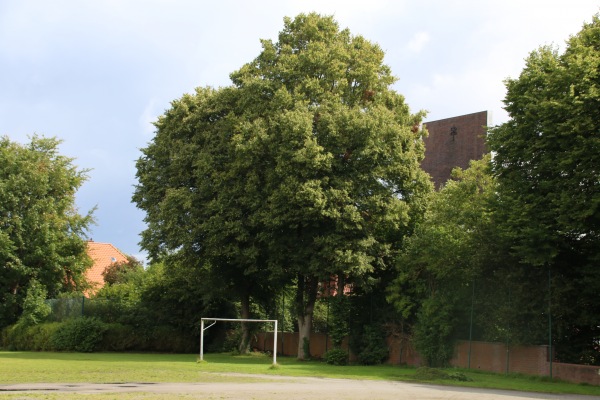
200, 318, 279, 365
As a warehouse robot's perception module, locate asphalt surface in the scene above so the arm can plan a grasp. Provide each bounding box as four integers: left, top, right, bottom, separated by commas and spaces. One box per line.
1, 376, 599, 400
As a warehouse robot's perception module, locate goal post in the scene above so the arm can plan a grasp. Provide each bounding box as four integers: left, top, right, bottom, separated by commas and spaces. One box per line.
200, 318, 278, 365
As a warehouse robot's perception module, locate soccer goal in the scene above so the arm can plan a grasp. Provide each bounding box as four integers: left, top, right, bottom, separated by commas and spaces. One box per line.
200, 318, 279, 365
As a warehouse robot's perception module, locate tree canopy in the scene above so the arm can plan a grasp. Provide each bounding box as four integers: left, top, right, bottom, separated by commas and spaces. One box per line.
133, 13, 431, 358
387, 156, 501, 366
0, 136, 93, 328
487, 15, 600, 364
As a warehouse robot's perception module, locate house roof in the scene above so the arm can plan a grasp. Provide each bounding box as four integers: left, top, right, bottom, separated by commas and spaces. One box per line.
84, 240, 128, 295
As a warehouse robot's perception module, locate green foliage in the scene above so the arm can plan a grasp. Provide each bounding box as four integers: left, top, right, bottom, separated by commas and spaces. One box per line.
414, 367, 472, 382
487, 14, 600, 364
0, 135, 93, 328
327, 296, 350, 347
133, 12, 430, 359
302, 337, 311, 360
388, 157, 499, 365
323, 347, 348, 365
52, 317, 107, 352
19, 280, 51, 326
101, 255, 143, 285
352, 324, 389, 365
100, 323, 139, 351
413, 298, 456, 367
2, 321, 61, 351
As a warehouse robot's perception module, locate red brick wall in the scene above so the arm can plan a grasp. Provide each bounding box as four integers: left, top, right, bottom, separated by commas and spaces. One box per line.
253, 332, 350, 359
451, 341, 548, 376
553, 362, 600, 386
253, 333, 600, 385
421, 111, 489, 189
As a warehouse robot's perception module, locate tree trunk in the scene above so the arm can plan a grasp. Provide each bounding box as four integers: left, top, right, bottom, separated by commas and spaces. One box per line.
296, 274, 318, 360
238, 293, 251, 354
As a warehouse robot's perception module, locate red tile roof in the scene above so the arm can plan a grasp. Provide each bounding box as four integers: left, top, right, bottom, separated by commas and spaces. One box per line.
84, 240, 128, 296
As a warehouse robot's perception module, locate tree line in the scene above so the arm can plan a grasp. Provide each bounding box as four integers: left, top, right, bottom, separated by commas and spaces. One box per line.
1, 13, 598, 366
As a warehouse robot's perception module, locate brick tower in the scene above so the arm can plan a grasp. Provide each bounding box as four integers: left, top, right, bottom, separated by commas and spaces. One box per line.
421, 111, 490, 189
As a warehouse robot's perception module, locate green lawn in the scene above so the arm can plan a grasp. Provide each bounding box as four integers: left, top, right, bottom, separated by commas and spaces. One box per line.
0, 351, 598, 397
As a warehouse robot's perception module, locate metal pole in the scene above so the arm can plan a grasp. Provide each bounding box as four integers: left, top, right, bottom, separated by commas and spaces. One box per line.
282, 293, 284, 356
325, 297, 329, 353
468, 281, 474, 369
548, 267, 552, 379
200, 319, 204, 361
506, 286, 511, 375
273, 320, 278, 365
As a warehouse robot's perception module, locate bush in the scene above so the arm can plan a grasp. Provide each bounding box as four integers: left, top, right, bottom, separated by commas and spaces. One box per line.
1, 321, 61, 351
324, 347, 349, 366
20, 280, 51, 325
413, 299, 456, 367
52, 317, 107, 352
148, 325, 197, 353
101, 323, 140, 351
353, 325, 389, 365
29, 323, 61, 351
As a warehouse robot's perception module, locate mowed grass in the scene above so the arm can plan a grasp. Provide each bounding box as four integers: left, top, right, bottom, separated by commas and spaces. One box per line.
0, 351, 599, 397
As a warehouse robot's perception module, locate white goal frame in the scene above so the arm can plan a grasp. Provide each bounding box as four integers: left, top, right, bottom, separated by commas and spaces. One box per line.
200, 318, 278, 365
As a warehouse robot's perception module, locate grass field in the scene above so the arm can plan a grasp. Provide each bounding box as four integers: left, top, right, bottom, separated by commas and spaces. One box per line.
0, 351, 599, 398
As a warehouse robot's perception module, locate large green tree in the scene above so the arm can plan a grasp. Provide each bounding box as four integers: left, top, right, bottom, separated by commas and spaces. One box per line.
388, 157, 501, 366
0, 136, 93, 328
134, 86, 278, 352
487, 15, 600, 364
134, 13, 430, 358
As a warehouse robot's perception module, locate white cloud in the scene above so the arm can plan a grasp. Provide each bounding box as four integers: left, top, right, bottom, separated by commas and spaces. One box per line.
139, 99, 159, 138
407, 31, 430, 53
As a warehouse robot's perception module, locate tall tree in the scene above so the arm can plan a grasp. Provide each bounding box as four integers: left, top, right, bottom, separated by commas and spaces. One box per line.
388, 157, 500, 366
134, 13, 430, 358
0, 136, 93, 328
487, 15, 600, 364
231, 13, 431, 359
133, 87, 275, 352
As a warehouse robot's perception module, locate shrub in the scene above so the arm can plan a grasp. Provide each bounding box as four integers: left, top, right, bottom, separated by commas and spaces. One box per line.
324, 347, 349, 366
20, 280, 51, 325
413, 298, 456, 367
1, 321, 61, 351
149, 325, 197, 353
100, 323, 139, 351
353, 325, 389, 365
29, 323, 61, 351
52, 317, 107, 352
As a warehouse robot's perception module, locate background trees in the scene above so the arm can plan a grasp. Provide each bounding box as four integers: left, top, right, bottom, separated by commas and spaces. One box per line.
487, 15, 600, 364
388, 157, 502, 366
0, 136, 93, 328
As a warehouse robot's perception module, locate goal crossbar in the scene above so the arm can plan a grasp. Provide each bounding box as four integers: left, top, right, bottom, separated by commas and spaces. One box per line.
199, 318, 278, 365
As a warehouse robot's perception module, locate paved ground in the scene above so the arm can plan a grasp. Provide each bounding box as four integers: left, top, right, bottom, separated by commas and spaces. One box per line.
1, 375, 598, 400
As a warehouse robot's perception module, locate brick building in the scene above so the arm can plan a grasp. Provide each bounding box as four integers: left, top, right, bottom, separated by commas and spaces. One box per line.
421, 111, 490, 189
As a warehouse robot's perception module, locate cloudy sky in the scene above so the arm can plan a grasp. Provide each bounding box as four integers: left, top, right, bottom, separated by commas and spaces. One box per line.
1, 0, 598, 262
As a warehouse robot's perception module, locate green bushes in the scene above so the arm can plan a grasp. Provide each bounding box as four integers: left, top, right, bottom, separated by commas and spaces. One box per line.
1, 318, 198, 353
323, 348, 349, 365
2, 321, 61, 351
52, 317, 107, 352
351, 325, 389, 365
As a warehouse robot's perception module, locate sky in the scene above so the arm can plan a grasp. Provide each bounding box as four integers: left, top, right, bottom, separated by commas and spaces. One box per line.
1, 0, 598, 263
